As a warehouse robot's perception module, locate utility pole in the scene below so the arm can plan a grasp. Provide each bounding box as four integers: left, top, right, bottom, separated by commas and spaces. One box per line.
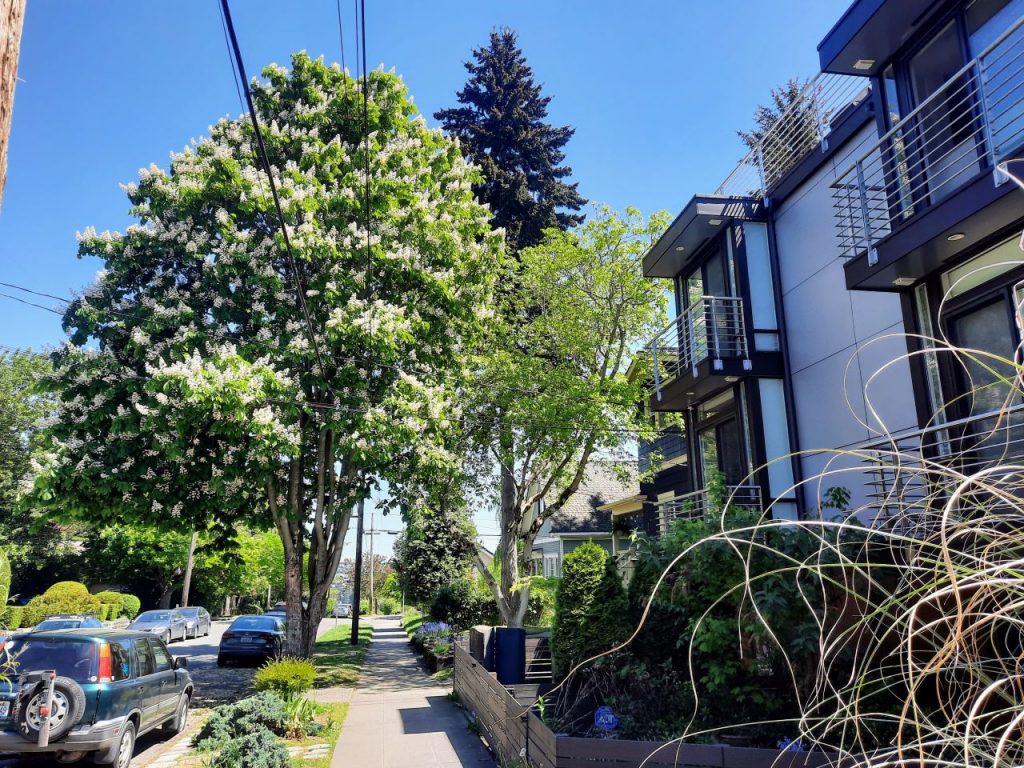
180, 531, 198, 607
350, 498, 365, 646
368, 503, 375, 615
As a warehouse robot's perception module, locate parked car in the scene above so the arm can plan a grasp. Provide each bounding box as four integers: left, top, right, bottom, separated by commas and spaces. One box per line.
217, 615, 285, 666
177, 607, 210, 639
0, 628, 192, 766
127, 610, 187, 644
331, 602, 352, 618
32, 615, 105, 632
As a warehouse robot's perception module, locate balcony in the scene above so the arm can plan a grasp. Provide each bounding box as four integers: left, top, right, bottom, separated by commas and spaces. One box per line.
854, 403, 1024, 537
833, 15, 1024, 288
654, 485, 763, 535
646, 295, 781, 411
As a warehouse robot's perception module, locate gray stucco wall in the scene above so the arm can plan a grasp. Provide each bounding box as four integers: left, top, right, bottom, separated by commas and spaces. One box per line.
772, 122, 919, 513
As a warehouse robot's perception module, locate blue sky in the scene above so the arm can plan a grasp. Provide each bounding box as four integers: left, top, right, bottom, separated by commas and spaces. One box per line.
0, 0, 847, 555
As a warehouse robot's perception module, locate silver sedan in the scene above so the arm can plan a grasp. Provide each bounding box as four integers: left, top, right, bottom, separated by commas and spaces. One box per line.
179, 606, 212, 638
128, 609, 188, 643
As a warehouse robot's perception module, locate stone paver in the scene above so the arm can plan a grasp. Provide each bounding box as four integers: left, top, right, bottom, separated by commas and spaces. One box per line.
331, 617, 494, 768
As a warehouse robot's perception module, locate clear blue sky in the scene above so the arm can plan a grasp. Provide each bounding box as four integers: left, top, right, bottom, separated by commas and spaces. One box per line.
0, 0, 847, 555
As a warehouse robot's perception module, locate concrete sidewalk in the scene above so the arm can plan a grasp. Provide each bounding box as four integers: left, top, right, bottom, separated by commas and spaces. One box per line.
331, 616, 495, 768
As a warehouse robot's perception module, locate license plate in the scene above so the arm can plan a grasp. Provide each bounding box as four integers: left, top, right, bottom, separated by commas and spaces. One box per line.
0, 702, 10, 718
240, 636, 255, 643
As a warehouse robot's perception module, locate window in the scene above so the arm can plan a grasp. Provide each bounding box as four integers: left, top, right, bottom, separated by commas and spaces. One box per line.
149, 641, 173, 673
134, 640, 154, 677
109, 642, 131, 682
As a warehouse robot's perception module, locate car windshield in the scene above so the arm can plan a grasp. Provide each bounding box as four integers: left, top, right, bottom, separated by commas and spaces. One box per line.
135, 611, 170, 623
34, 619, 81, 631
230, 617, 279, 631
1, 638, 98, 683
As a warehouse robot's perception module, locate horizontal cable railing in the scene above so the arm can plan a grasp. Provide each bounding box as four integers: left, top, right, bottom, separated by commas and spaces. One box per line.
716, 73, 870, 199
856, 403, 1024, 537
832, 14, 1024, 263
656, 484, 763, 535
649, 296, 750, 400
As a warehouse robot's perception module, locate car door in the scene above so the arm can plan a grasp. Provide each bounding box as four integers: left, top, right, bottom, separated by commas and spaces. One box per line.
172, 611, 187, 640
132, 638, 163, 730
147, 639, 179, 722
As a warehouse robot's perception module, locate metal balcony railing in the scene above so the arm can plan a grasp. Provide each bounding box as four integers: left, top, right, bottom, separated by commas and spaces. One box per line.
655, 485, 763, 535
716, 73, 870, 199
855, 403, 1024, 537
833, 15, 1024, 263
649, 296, 751, 400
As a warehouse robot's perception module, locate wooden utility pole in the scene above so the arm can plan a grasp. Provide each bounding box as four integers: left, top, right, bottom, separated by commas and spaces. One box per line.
180, 531, 198, 607
350, 499, 365, 645
0, 0, 25, 207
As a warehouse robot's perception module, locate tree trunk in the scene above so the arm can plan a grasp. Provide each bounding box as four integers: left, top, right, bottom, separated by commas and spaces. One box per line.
282, 534, 305, 655
499, 458, 524, 627
158, 584, 173, 609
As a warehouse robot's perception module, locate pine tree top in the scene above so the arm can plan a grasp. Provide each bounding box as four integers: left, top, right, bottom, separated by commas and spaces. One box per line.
435, 28, 586, 254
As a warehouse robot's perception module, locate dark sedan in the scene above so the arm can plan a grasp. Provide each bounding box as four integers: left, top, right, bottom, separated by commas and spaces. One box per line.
217, 615, 285, 666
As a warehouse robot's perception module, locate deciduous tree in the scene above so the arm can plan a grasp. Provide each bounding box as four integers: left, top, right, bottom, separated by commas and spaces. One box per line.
30, 54, 500, 655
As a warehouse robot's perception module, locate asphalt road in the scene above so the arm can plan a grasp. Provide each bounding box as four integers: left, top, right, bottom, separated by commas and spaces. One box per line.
0, 619, 258, 767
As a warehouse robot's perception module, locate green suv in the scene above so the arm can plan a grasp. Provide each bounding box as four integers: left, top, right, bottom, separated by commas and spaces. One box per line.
0, 629, 193, 767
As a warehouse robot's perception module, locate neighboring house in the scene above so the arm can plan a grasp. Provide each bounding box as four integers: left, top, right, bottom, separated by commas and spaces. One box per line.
634, 0, 1024, 529
529, 462, 638, 577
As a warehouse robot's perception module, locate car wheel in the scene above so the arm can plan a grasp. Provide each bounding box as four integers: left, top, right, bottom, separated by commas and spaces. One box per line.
216, 655, 227, 667
17, 676, 86, 743
162, 631, 170, 644
163, 694, 189, 735
94, 719, 135, 768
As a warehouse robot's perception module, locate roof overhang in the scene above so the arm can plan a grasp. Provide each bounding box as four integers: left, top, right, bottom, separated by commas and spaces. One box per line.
553, 532, 613, 539
642, 195, 767, 279
598, 494, 646, 516
818, 0, 938, 77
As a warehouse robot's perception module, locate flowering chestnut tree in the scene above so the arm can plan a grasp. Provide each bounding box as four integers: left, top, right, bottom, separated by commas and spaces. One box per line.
31, 54, 501, 655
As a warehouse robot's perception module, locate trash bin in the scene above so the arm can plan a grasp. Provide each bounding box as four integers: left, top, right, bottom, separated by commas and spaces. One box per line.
494, 627, 526, 684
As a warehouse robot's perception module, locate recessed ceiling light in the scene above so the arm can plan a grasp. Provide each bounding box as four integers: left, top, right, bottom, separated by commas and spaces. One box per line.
853, 59, 875, 70
675, 246, 685, 252
947, 232, 966, 241
686, 391, 695, 396
708, 219, 723, 226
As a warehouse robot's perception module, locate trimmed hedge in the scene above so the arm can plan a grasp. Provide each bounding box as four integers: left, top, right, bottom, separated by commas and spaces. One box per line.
3, 606, 24, 630
23, 582, 102, 627
94, 591, 140, 620
551, 541, 629, 678
428, 579, 496, 630
0, 550, 9, 609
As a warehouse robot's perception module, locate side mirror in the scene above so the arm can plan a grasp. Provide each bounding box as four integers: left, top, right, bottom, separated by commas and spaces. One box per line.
173, 657, 188, 670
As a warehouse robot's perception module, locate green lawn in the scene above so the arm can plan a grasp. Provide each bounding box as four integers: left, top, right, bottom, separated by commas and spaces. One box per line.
290, 702, 349, 767
401, 609, 423, 639
313, 621, 373, 688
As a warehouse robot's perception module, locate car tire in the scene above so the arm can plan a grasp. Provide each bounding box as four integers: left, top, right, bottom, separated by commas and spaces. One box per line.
17, 676, 87, 743
163, 694, 189, 735
216, 655, 227, 667
161, 631, 170, 644
93, 719, 135, 768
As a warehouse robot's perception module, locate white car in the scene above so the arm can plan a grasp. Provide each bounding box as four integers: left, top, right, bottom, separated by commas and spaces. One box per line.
331, 603, 352, 618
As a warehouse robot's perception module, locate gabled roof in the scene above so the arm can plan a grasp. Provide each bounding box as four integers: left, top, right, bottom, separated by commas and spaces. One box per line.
547, 461, 639, 535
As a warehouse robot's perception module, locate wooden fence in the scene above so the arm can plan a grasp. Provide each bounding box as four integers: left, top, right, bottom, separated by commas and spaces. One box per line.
454, 643, 839, 768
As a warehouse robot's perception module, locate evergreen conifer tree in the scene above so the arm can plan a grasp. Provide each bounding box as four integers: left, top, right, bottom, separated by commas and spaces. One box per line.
435, 28, 586, 254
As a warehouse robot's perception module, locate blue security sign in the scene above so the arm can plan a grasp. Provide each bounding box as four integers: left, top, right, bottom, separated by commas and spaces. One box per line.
594, 706, 619, 732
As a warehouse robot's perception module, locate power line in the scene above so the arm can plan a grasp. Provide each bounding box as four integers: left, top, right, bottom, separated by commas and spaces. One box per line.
218, 0, 332, 389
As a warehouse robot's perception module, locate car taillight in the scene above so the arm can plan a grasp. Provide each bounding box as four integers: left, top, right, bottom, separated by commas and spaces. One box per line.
222, 631, 236, 640
98, 644, 112, 683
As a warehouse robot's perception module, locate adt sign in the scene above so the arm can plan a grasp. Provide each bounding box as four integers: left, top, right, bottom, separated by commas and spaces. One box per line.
594, 706, 619, 732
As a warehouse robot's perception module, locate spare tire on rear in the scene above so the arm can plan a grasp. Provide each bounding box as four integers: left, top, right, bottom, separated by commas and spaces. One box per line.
17, 676, 87, 742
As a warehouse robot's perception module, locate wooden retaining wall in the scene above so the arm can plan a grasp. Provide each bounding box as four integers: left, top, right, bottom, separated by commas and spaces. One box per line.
454, 644, 839, 768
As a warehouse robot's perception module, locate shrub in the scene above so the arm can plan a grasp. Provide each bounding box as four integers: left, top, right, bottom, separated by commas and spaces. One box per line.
23, 582, 102, 626
0, 550, 9, 609
525, 577, 558, 626
207, 727, 290, 768
253, 658, 316, 701
359, 599, 369, 615
193, 693, 287, 751
376, 596, 399, 615
429, 579, 496, 630
107, 605, 120, 621
2, 606, 23, 630
97, 604, 111, 622
551, 542, 628, 679
117, 593, 141, 620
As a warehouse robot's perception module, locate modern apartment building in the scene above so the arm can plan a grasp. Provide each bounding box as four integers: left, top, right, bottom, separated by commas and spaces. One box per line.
624, 0, 1024, 532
